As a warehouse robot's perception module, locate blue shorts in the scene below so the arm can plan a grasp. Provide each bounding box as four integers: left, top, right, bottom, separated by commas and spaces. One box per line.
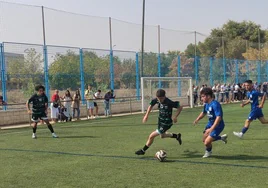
248, 108, 263, 120
203, 122, 225, 139
87, 101, 94, 109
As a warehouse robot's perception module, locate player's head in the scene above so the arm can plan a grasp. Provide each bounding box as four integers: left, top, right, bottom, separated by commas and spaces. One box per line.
35, 85, 45, 95
156, 89, 166, 103
200, 87, 213, 103
244, 80, 253, 91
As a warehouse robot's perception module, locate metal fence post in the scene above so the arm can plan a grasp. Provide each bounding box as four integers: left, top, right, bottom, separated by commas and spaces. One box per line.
223, 58, 226, 84
257, 60, 261, 84
135, 52, 140, 99
0, 43, 7, 110
110, 49, 114, 91
177, 55, 181, 97
235, 59, 238, 84
209, 57, 213, 86
79, 48, 85, 105
43, 45, 50, 100
246, 60, 249, 80
157, 53, 161, 88
195, 56, 199, 85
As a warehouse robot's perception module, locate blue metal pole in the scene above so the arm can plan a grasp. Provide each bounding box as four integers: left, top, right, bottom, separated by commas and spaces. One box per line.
135, 52, 140, 99
246, 60, 249, 80
177, 55, 181, 97
0, 43, 7, 110
157, 53, 161, 88
43, 45, 50, 101
223, 58, 226, 83
266, 60, 268, 82
235, 59, 238, 84
209, 57, 213, 86
195, 56, 198, 85
109, 50, 114, 91
79, 48, 85, 105
257, 60, 261, 84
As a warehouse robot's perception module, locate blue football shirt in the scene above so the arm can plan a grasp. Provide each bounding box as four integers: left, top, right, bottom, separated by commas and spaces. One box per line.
203, 100, 224, 126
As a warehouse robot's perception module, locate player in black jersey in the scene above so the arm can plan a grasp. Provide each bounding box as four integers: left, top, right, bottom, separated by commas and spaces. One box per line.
135, 89, 183, 155
26, 85, 58, 139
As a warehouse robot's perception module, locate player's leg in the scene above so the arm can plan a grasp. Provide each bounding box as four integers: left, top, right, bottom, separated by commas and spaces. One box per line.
135, 131, 159, 155
42, 113, 58, 138
31, 114, 38, 139
233, 117, 253, 138
203, 135, 214, 158
258, 116, 268, 124
160, 131, 182, 145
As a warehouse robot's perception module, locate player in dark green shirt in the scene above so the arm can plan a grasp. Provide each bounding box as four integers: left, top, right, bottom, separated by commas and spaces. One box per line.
135, 89, 183, 155
26, 85, 58, 139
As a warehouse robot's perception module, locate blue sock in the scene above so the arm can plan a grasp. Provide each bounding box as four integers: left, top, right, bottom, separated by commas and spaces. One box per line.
206, 146, 212, 152
241, 127, 248, 134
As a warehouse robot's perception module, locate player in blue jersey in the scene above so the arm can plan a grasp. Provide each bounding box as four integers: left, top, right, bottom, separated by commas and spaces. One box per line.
233, 80, 268, 138
194, 87, 227, 158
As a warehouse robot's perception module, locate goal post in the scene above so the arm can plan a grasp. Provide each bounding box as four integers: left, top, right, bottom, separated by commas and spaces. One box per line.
141, 77, 193, 113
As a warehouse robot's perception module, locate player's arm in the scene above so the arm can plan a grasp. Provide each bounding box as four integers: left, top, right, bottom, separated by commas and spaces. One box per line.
26, 97, 33, 114
143, 99, 157, 123
193, 112, 206, 125
258, 92, 266, 108
143, 105, 153, 123
208, 116, 221, 132
172, 101, 183, 123
241, 99, 251, 107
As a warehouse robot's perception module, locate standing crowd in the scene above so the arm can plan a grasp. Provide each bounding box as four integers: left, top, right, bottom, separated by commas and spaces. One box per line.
191, 82, 268, 106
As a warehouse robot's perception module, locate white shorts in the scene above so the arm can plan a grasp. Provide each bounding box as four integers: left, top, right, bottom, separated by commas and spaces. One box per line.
50, 103, 59, 119
87, 101, 94, 109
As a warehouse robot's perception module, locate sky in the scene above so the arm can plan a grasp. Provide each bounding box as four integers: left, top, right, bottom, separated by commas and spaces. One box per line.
0, 0, 268, 53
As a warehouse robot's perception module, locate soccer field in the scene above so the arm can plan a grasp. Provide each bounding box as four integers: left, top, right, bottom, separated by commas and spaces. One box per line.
1, 103, 268, 188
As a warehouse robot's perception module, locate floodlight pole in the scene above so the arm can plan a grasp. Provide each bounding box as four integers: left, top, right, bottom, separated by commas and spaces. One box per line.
141, 0, 145, 77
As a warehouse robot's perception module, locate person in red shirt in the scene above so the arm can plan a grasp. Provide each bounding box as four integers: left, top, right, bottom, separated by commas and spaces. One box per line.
50, 90, 61, 123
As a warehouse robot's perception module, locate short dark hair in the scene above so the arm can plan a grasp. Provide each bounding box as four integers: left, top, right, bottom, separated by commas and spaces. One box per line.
0, 95, 3, 100
200, 87, 213, 97
245, 80, 253, 84
35, 85, 45, 91
156, 89, 166, 97
98, 90, 101, 92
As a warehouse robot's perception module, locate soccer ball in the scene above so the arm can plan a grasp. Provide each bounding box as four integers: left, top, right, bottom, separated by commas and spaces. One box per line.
155, 150, 167, 162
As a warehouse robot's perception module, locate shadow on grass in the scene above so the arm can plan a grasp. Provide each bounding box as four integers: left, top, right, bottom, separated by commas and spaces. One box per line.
59, 135, 100, 139
181, 149, 268, 161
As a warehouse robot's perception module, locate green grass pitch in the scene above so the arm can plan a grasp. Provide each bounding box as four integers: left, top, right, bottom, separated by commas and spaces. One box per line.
1, 103, 268, 188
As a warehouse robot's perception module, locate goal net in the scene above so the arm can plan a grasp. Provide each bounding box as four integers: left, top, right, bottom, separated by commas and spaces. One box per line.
141, 77, 193, 113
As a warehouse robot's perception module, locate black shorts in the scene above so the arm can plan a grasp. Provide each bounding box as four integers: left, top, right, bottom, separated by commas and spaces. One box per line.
94, 102, 98, 107
32, 112, 48, 122
156, 124, 172, 134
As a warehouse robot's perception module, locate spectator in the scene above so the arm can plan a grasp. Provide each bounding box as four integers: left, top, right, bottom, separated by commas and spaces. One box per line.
220, 84, 225, 103
93, 89, 102, 118
85, 85, 94, 119
234, 83, 239, 101
0, 95, 7, 106
199, 85, 204, 105
62, 90, 73, 121
193, 85, 198, 105
71, 89, 81, 121
51, 90, 61, 123
225, 84, 230, 103
104, 90, 116, 116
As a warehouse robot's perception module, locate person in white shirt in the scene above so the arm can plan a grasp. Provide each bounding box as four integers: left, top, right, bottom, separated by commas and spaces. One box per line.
93, 90, 102, 118
234, 83, 240, 101
62, 90, 73, 121
220, 84, 225, 103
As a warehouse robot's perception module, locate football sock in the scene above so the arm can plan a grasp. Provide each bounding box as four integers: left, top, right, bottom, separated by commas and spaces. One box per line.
172, 133, 177, 138
206, 146, 212, 152
241, 127, 248, 134
47, 124, 55, 133
142, 145, 149, 151
33, 127, 37, 133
